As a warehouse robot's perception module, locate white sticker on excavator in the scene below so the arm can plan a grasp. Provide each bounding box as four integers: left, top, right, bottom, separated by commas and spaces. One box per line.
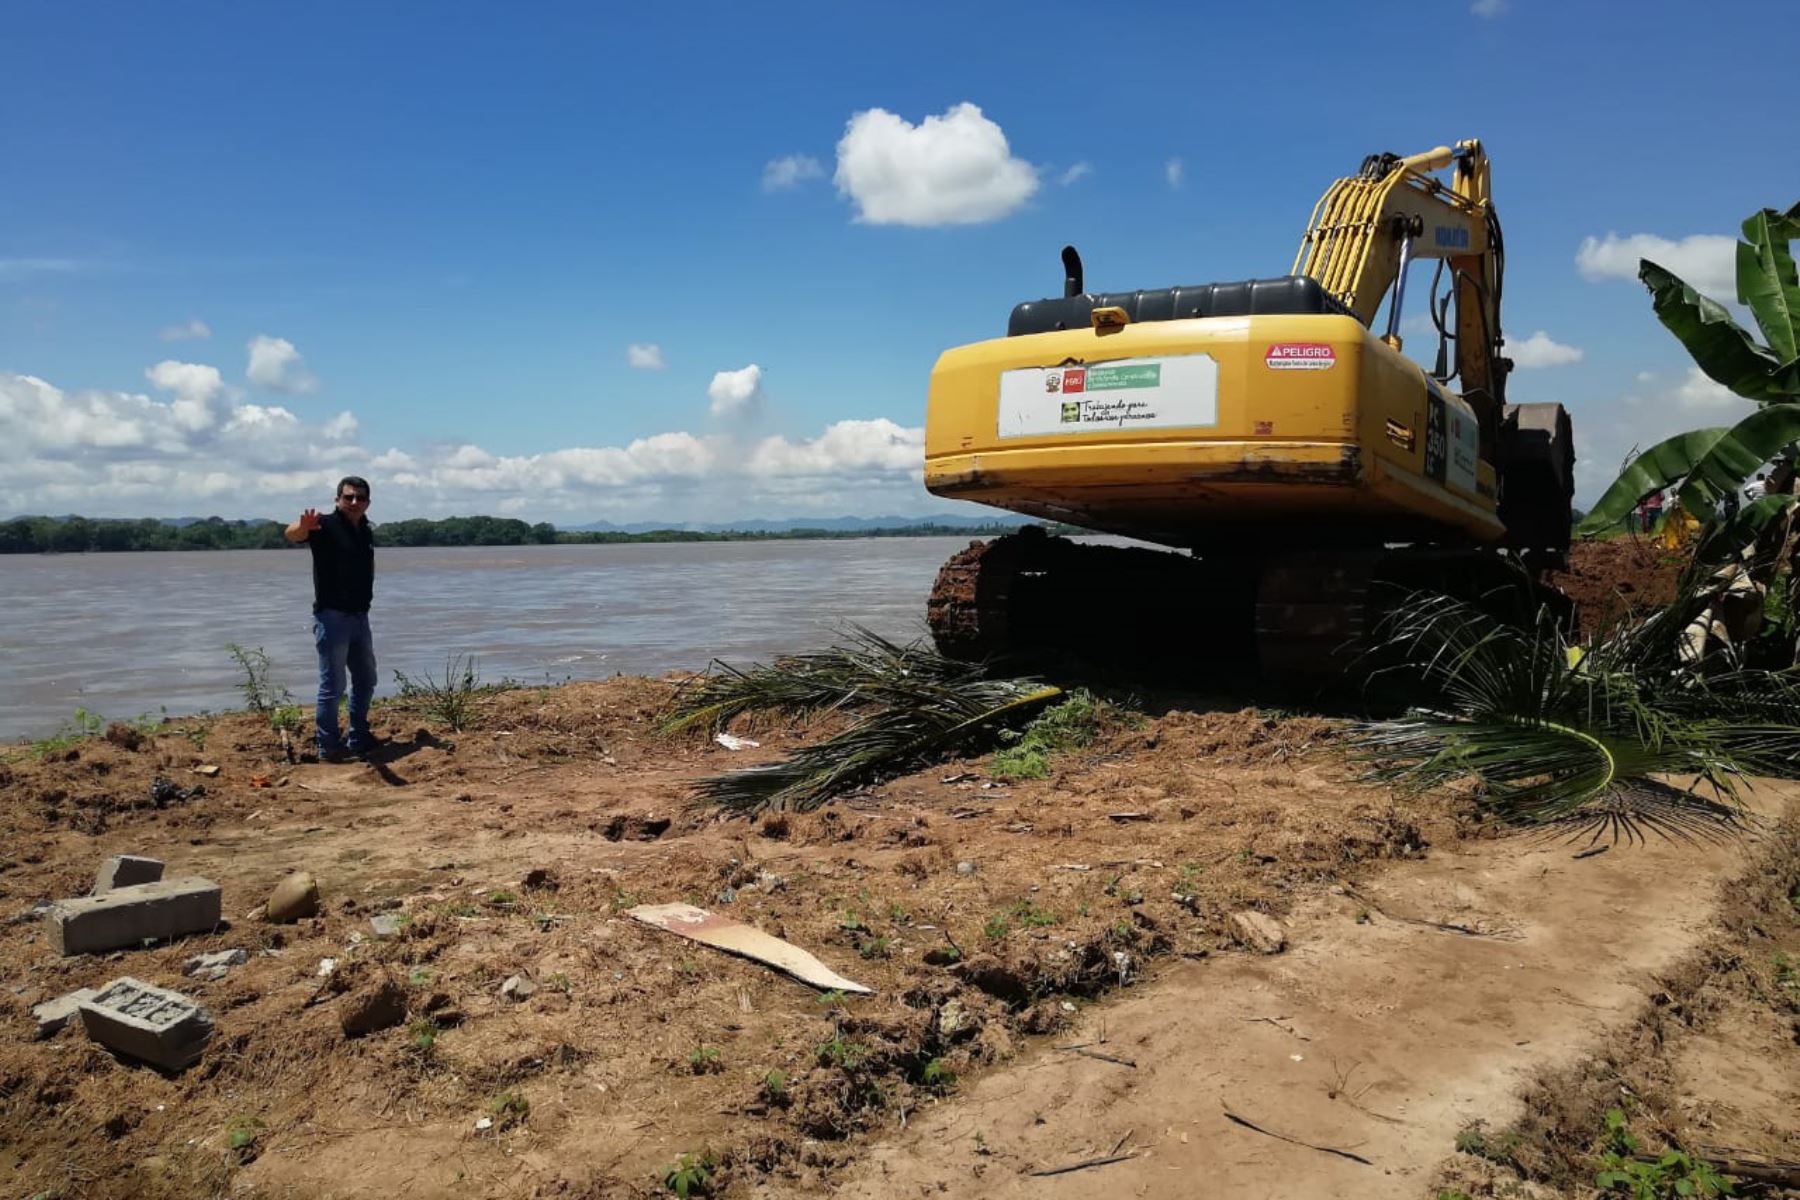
1445, 393, 1480, 495
997, 354, 1218, 438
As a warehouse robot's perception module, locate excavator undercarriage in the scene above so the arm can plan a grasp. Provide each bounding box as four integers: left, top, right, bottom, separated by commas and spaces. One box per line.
926, 528, 1564, 684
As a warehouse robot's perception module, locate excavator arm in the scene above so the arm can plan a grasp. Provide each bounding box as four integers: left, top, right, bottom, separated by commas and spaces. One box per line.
1292, 140, 1507, 447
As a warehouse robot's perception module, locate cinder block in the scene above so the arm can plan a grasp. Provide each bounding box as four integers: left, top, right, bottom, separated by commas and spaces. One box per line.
46, 877, 222, 956
94, 854, 165, 893
78, 977, 213, 1070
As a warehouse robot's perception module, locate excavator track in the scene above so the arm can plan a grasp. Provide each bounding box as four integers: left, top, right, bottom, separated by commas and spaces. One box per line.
927, 529, 1563, 683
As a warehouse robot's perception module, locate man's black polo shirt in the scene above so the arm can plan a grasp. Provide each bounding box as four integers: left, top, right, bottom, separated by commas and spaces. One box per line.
306, 510, 375, 614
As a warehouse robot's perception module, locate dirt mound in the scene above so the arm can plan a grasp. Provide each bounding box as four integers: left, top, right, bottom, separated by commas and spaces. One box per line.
1553, 538, 1686, 635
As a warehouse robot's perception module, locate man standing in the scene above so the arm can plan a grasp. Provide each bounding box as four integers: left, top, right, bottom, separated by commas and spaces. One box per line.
285, 477, 377, 760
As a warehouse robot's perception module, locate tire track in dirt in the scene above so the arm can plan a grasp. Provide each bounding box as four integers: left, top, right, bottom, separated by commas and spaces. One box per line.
798, 785, 1798, 1200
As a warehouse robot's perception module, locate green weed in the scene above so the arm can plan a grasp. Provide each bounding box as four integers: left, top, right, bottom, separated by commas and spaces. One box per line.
393, 653, 483, 731
661, 1151, 715, 1198
488, 1090, 529, 1129
687, 1044, 723, 1074
32, 708, 104, 757
408, 1018, 438, 1054
988, 689, 1101, 780
1593, 1108, 1732, 1198
814, 1035, 866, 1070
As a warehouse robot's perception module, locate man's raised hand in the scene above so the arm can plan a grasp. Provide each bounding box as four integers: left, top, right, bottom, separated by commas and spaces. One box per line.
300, 508, 323, 532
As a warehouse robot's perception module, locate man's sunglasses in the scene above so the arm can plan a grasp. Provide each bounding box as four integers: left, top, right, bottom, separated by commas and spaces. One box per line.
339, 493, 370, 504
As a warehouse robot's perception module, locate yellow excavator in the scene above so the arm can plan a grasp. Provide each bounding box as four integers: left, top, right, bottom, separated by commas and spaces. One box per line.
923, 140, 1573, 678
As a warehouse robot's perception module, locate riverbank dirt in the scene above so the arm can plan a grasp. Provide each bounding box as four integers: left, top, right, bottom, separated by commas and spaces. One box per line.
2, 665, 1792, 1198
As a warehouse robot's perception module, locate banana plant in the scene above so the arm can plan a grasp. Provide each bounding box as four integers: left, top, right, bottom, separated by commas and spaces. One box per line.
1576, 201, 1800, 538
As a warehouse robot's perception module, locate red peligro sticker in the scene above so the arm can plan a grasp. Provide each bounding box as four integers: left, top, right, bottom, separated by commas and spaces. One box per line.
1061, 368, 1087, 393
1264, 343, 1336, 370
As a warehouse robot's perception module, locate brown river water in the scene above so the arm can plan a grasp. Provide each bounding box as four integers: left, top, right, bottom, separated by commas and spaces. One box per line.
0, 536, 1035, 742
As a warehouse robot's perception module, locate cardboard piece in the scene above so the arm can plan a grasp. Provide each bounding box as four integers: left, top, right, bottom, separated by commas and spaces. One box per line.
627, 903, 871, 994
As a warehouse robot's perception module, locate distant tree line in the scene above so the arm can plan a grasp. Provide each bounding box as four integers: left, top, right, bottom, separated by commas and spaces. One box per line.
0, 514, 1065, 554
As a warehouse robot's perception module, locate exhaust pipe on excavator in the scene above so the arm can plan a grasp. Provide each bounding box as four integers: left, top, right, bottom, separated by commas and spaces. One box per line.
1061, 245, 1083, 298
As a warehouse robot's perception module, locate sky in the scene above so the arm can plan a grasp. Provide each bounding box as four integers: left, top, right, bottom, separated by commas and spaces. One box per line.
3, 0, 1797, 526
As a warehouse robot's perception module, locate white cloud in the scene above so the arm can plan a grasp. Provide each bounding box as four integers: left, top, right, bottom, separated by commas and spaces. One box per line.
1567, 368, 1756, 506
1471, 0, 1506, 16
0, 258, 83, 283
1165, 158, 1184, 189
707, 363, 765, 418
1, 368, 942, 524
246, 334, 318, 393
1509, 331, 1584, 369
746, 418, 922, 477
1575, 232, 1737, 299
1675, 366, 1739, 409
833, 102, 1038, 227
627, 342, 666, 370
145, 360, 231, 433
762, 155, 825, 192
157, 318, 212, 342
1058, 162, 1092, 186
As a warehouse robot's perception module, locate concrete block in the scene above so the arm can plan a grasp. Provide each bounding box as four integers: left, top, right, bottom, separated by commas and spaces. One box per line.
93, 854, 164, 894
78, 977, 213, 1070
31, 988, 98, 1038
46, 877, 222, 956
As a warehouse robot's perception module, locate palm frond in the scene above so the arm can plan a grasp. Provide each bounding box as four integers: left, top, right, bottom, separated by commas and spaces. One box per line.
1353, 589, 1772, 835
669, 627, 1063, 815
693, 682, 1062, 813
661, 625, 977, 734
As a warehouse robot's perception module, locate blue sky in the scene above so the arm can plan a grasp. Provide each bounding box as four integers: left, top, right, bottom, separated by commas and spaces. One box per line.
3, 0, 1796, 524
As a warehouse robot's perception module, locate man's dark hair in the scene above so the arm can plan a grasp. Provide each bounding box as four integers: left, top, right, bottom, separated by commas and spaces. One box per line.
337, 476, 371, 499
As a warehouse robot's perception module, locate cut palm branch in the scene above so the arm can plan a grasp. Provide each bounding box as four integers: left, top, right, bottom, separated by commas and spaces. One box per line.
1353, 590, 1800, 839
666, 627, 1063, 814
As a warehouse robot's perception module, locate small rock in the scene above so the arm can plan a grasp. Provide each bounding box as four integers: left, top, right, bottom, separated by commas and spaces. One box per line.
369, 914, 404, 938
266, 873, 321, 923
500, 974, 535, 1002
936, 997, 972, 1039
1230, 910, 1287, 954
337, 977, 407, 1037
183, 949, 248, 981
192, 765, 221, 777
317, 957, 338, 977
716, 887, 737, 905
756, 870, 786, 893
955, 861, 978, 876
31, 988, 98, 1038
473, 1116, 493, 1132
520, 868, 558, 892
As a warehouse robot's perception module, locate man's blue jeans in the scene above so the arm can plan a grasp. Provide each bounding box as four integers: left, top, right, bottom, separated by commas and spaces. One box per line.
313, 608, 376, 754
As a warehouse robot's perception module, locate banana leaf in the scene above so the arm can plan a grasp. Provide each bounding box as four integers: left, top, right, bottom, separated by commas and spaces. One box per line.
1694, 492, 1800, 562
1574, 427, 1726, 534
1737, 203, 1800, 364
1674, 403, 1800, 513
1640, 260, 1800, 403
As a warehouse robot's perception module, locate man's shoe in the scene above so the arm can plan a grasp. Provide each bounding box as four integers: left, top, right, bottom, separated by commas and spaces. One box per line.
318, 747, 351, 764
